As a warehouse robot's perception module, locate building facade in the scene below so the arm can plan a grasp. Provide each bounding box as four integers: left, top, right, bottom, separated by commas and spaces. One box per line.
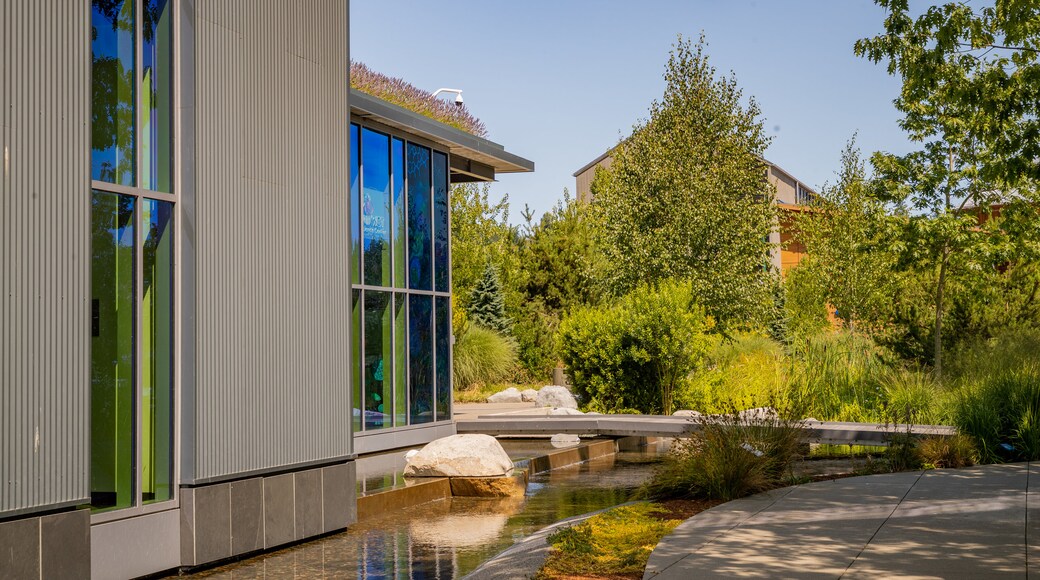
0, 2, 532, 578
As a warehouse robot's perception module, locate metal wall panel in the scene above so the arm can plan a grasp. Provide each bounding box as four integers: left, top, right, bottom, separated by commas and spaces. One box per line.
189, 0, 351, 482
0, 1, 91, 515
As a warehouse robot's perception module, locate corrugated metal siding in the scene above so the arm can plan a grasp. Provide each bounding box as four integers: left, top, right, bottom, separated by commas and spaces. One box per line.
0, 1, 91, 515
191, 0, 351, 482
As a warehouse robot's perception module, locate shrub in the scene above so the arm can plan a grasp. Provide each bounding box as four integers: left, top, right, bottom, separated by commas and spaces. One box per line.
452, 325, 517, 390
679, 334, 785, 414
558, 280, 716, 414
786, 332, 888, 421
642, 402, 805, 501
917, 435, 978, 469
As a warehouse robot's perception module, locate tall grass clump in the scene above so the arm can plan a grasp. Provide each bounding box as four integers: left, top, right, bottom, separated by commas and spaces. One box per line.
680, 334, 785, 413
642, 400, 805, 501
877, 366, 950, 426
786, 332, 888, 422
452, 325, 517, 390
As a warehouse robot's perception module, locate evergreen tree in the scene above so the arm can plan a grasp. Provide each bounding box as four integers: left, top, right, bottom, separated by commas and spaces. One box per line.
468, 263, 511, 334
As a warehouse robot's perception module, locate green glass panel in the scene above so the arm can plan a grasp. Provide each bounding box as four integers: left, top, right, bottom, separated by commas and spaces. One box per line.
142, 200, 173, 504
91, 191, 135, 512
352, 289, 362, 432
363, 291, 393, 429
393, 138, 406, 288
394, 293, 407, 426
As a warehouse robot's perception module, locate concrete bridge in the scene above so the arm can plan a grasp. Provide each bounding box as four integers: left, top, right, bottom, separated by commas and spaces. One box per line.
455, 413, 956, 447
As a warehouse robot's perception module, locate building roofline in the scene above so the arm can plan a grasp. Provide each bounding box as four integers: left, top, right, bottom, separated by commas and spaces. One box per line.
572, 147, 617, 177
350, 89, 534, 176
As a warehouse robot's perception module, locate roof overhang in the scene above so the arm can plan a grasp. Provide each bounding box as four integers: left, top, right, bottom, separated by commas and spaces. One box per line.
349, 89, 534, 182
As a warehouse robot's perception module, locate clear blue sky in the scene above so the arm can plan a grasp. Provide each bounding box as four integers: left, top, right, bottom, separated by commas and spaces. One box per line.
351, 1, 914, 224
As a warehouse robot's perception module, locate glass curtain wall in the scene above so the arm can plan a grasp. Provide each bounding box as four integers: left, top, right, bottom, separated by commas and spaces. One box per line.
90, 0, 175, 512
351, 122, 452, 431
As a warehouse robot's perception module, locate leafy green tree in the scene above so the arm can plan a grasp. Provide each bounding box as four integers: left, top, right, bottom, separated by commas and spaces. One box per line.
468, 263, 511, 334
591, 35, 777, 331
855, 0, 1040, 375
450, 182, 521, 306
793, 139, 896, 332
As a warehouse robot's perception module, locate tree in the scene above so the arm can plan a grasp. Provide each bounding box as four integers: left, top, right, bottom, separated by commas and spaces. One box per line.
855, 0, 1040, 375
794, 139, 896, 332
591, 35, 777, 331
468, 263, 511, 334
450, 182, 521, 305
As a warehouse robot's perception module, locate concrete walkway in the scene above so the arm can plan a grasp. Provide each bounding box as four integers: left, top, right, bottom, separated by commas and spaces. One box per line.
645, 463, 1038, 579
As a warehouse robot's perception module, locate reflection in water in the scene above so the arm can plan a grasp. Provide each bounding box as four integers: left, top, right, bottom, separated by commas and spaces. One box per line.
185, 449, 664, 579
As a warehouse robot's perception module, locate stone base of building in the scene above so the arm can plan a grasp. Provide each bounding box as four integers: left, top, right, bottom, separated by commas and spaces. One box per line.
179, 462, 357, 568
0, 508, 90, 579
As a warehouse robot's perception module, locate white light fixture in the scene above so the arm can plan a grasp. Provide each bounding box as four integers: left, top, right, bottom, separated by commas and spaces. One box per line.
432, 88, 464, 107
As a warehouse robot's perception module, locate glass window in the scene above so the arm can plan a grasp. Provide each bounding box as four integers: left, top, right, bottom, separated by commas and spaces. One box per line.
435, 297, 451, 421
141, 199, 174, 503
362, 129, 391, 287
91, 0, 136, 186
409, 294, 433, 424
433, 152, 449, 293
90, 191, 136, 511
363, 291, 393, 430
352, 289, 362, 432
142, 0, 173, 193
407, 144, 432, 291
394, 293, 408, 427
393, 138, 406, 289
351, 124, 361, 286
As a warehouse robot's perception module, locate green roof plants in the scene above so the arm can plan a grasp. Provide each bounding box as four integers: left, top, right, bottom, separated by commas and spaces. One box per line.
350, 61, 488, 137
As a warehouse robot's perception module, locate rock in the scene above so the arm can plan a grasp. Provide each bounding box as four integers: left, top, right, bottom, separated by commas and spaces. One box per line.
404, 434, 514, 477
404, 449, 419, 460
548, 407, 584, 416
487, 387, 523, 404
520, 388, 539, 402
738, 407, 780, 423
551, 434, 581, 448
450, 472, 527, 498
673, 410, 702, 417
536, 385, 578, 409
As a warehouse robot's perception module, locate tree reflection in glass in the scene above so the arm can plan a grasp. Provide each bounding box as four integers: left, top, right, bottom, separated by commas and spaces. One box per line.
92, 0, 136, 186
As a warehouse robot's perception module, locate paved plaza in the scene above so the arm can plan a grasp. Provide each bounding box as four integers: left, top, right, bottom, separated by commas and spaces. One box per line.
646, 463, 1037, 579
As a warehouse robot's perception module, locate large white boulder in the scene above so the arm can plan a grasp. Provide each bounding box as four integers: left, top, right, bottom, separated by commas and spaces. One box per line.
673, 410, 703, 417
536, 385, 578, 409
404, 434, 514, 477
487, 387, 523, 404
520, 388, 539, 402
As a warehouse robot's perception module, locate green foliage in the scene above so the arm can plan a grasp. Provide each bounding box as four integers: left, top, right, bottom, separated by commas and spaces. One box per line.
590, 35, 777, 331
540, 503, 682, 579
468, 263, 511, 334
450, 183, 520, 308
558, 280, 716, 414
786, 332, 889, 422
642, 404, 805, 501
952, 331, 1040, 462
793, 139, 896, 332
452, 325, 517, 391
782, 263, 831, 340
856, 0, 1040, 375
680, 334, 785, 414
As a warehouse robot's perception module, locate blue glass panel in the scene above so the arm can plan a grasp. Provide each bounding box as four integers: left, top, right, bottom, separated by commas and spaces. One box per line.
433, 152, 449, 293
435, 296, 451, 421
362, 129, 391, 287
142, 0, 173, 193
407, 144, 432, 291
409, 295, 433, 424
393, 139, 406, 289
91, 0, 136, 186
363, 291, 392, 429
350, 124, 361, 286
